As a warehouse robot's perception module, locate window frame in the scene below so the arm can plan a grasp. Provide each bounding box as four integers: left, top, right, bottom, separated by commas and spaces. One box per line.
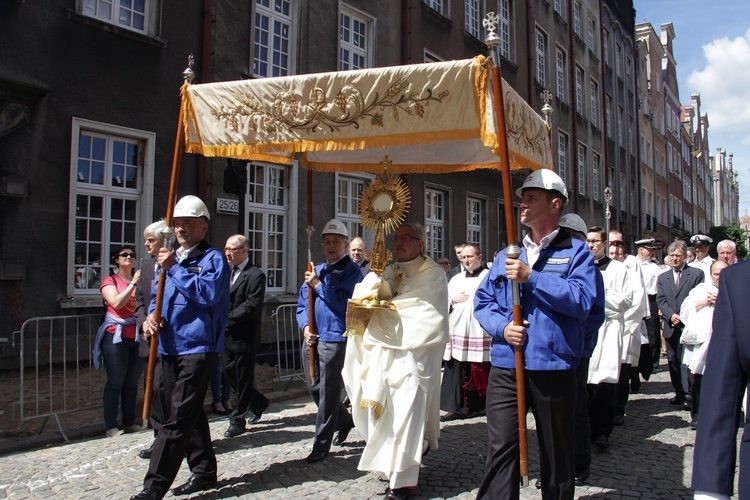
424, 185, 450, 261
79, 0, 153, 35
555, 46, 567, 102
253, 0, 299, 78
557, 130, 569, 186
466, 193, 486, 254
535, 28, 548, 87
335, 172, 375, 247
339, 3, 375, 70
66, 118, 155, 304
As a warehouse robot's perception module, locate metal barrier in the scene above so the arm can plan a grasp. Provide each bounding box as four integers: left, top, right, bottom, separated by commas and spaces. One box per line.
12, 314, 104, 441
271, 304, 305, 390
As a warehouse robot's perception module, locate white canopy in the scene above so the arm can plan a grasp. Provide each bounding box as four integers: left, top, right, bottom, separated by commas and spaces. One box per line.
182, 56, 552, 174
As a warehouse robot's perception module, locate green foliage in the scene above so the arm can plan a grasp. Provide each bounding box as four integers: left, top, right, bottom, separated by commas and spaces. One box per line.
708, 223, 748, 260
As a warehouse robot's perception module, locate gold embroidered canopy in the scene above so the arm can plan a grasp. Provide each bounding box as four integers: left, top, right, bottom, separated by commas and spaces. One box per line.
182, 56, 552, 173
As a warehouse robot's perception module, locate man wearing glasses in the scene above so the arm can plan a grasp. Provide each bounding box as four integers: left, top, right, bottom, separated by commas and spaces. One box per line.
344, 222, 449, 500
222, 234, 268, 438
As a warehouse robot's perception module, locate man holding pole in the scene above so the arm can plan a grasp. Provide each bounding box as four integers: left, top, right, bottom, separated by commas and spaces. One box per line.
131, 195, 230, 500
474, 169, 598, 499
296, 219, 361, 463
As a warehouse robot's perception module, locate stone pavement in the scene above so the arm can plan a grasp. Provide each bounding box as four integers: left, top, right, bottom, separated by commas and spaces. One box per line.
0, 362, 740, 499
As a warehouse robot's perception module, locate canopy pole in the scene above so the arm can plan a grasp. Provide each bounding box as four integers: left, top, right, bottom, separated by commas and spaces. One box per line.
142, 56, 195, 422
306, 170, 317, 379
484, 14, 529, 487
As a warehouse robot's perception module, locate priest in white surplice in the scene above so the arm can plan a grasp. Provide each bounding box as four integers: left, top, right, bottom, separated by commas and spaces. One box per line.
343, 222, 449, 500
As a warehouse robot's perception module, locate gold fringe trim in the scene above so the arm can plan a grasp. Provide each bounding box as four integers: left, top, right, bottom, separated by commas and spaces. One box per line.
360, 399, 384, 420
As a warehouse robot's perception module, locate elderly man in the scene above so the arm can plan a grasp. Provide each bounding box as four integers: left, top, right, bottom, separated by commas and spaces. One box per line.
222, 234, 268, 438
474, 169, 598, 499
134, 219, 166, 461
132, 196, 230, 500
296, 219, 361, 464
343, 222, 449, 500
349, 236, 371, 276
440, 243, 490, 419
717, 239, 738, 265
657, 240, 704, 407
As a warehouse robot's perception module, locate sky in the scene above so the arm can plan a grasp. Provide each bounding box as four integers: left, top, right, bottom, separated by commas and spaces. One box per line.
632, 0, 750, 220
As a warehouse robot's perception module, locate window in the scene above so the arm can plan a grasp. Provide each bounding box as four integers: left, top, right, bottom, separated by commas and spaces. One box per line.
605, 95, 612, 138
603, 29, 609, 66
615, 43, 622, 77
592, 152, 601, 201
424, 0, 445, 15
554, 0, 567, 21
535, 28, 548, 86
336, 173, 374, 242
590, 79, 599, 127
577, 143, 587, 196
69, 119, 155, 298
425, 187, 448, 260
498, 0, 512, 60
619, 171, 626, 210
466, 195, 485, 251
247, 162, 290, 292
254, 0, 296, 77
575, 66, 584, 115
556, 47, 567, 102
465, 0, 482, 38
617, 106, 623, 143
340, 5, 373, 70
557, 130, 569, 184
587, 18, 596, 54
573, 2, 582, 37
81, 0, 150, 34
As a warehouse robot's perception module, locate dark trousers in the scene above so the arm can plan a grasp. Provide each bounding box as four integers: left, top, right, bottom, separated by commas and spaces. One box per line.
691, 373, 702, 422
223, 349, 269, 424
588, 382, 615, 439
574, 358, 591, 476
301, 340, 351, 453
101, 335, 142, 430
476, 367, 576, 500
143, 353, 217, 494
615, 363, 631, 418
665, 332, 686, 398
646, 295, 661, 370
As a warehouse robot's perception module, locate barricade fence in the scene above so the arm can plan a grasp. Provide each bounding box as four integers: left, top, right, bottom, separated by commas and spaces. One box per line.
271, 304, 305, 389
10, 314, 104, 441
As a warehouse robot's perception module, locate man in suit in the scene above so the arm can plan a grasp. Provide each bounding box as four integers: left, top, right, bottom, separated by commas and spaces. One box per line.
692, 260, 750, 499
134, 219, 166, 460
656, 240, 704, 407
222, 234, 269, 438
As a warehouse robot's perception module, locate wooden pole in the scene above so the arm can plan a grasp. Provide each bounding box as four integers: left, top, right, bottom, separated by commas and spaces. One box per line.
142, 59, 195, 422
306, 169, 317, 379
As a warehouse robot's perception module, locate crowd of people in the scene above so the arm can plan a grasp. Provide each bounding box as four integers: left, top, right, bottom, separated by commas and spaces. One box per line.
89, 184, 747, 500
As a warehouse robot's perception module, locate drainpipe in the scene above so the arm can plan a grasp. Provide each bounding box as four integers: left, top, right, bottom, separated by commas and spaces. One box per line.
197, 0, 213, 200
568, 0, 579, 213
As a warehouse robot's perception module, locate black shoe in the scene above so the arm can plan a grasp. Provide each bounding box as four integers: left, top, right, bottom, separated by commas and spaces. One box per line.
138, 443, 154, 459
223, 421, 246, 438
535, 479, 542, 489
594, 434, 609, 450
669, 395, 686, 405
683, 399, 693, 411
575, 469, 590, 486
130, 489, 164, 500
306, 450, 329, 463
689, 419, 698, 430
385, 487, 412, 500
247, 398, 270, 425
171, 475, 218, 496
333, 419, 354, 446
613, 415, 625, 426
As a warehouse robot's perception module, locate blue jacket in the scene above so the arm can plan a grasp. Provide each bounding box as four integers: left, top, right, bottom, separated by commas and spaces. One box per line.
473, 229, 598, 370
149, 240, 230, 356
296, 255, 362, 342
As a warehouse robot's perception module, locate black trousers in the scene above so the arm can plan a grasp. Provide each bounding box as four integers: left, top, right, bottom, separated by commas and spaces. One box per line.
665, 332, 686, 398
301, 340, 352, 453
476, 367, 576, 500
574, 358, 591, 476
588, 382, 615, 438
223, 349, 269, 425
615, 363, 631, 418
646, 295, 661, 370
143, 352, 217, 493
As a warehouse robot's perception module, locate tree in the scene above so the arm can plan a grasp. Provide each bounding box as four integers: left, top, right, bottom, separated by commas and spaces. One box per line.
708, 223, 748, 261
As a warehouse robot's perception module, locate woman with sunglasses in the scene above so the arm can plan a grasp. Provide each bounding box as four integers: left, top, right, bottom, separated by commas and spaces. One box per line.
93, 245, 143, 437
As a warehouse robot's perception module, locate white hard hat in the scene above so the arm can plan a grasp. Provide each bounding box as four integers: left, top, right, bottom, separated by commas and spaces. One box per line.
321, 219, 348, 238
173, 195, 211, 220
558, 213, 587, 236
516, 169, 568, 203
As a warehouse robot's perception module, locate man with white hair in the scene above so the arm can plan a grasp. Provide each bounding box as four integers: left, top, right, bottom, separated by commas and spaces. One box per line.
717, 239, 738, 265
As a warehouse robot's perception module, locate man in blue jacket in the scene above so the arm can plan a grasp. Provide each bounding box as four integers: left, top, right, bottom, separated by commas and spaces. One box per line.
132, 195, 230, 500
297, 219, 362, 463
474, 170, 598, 500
